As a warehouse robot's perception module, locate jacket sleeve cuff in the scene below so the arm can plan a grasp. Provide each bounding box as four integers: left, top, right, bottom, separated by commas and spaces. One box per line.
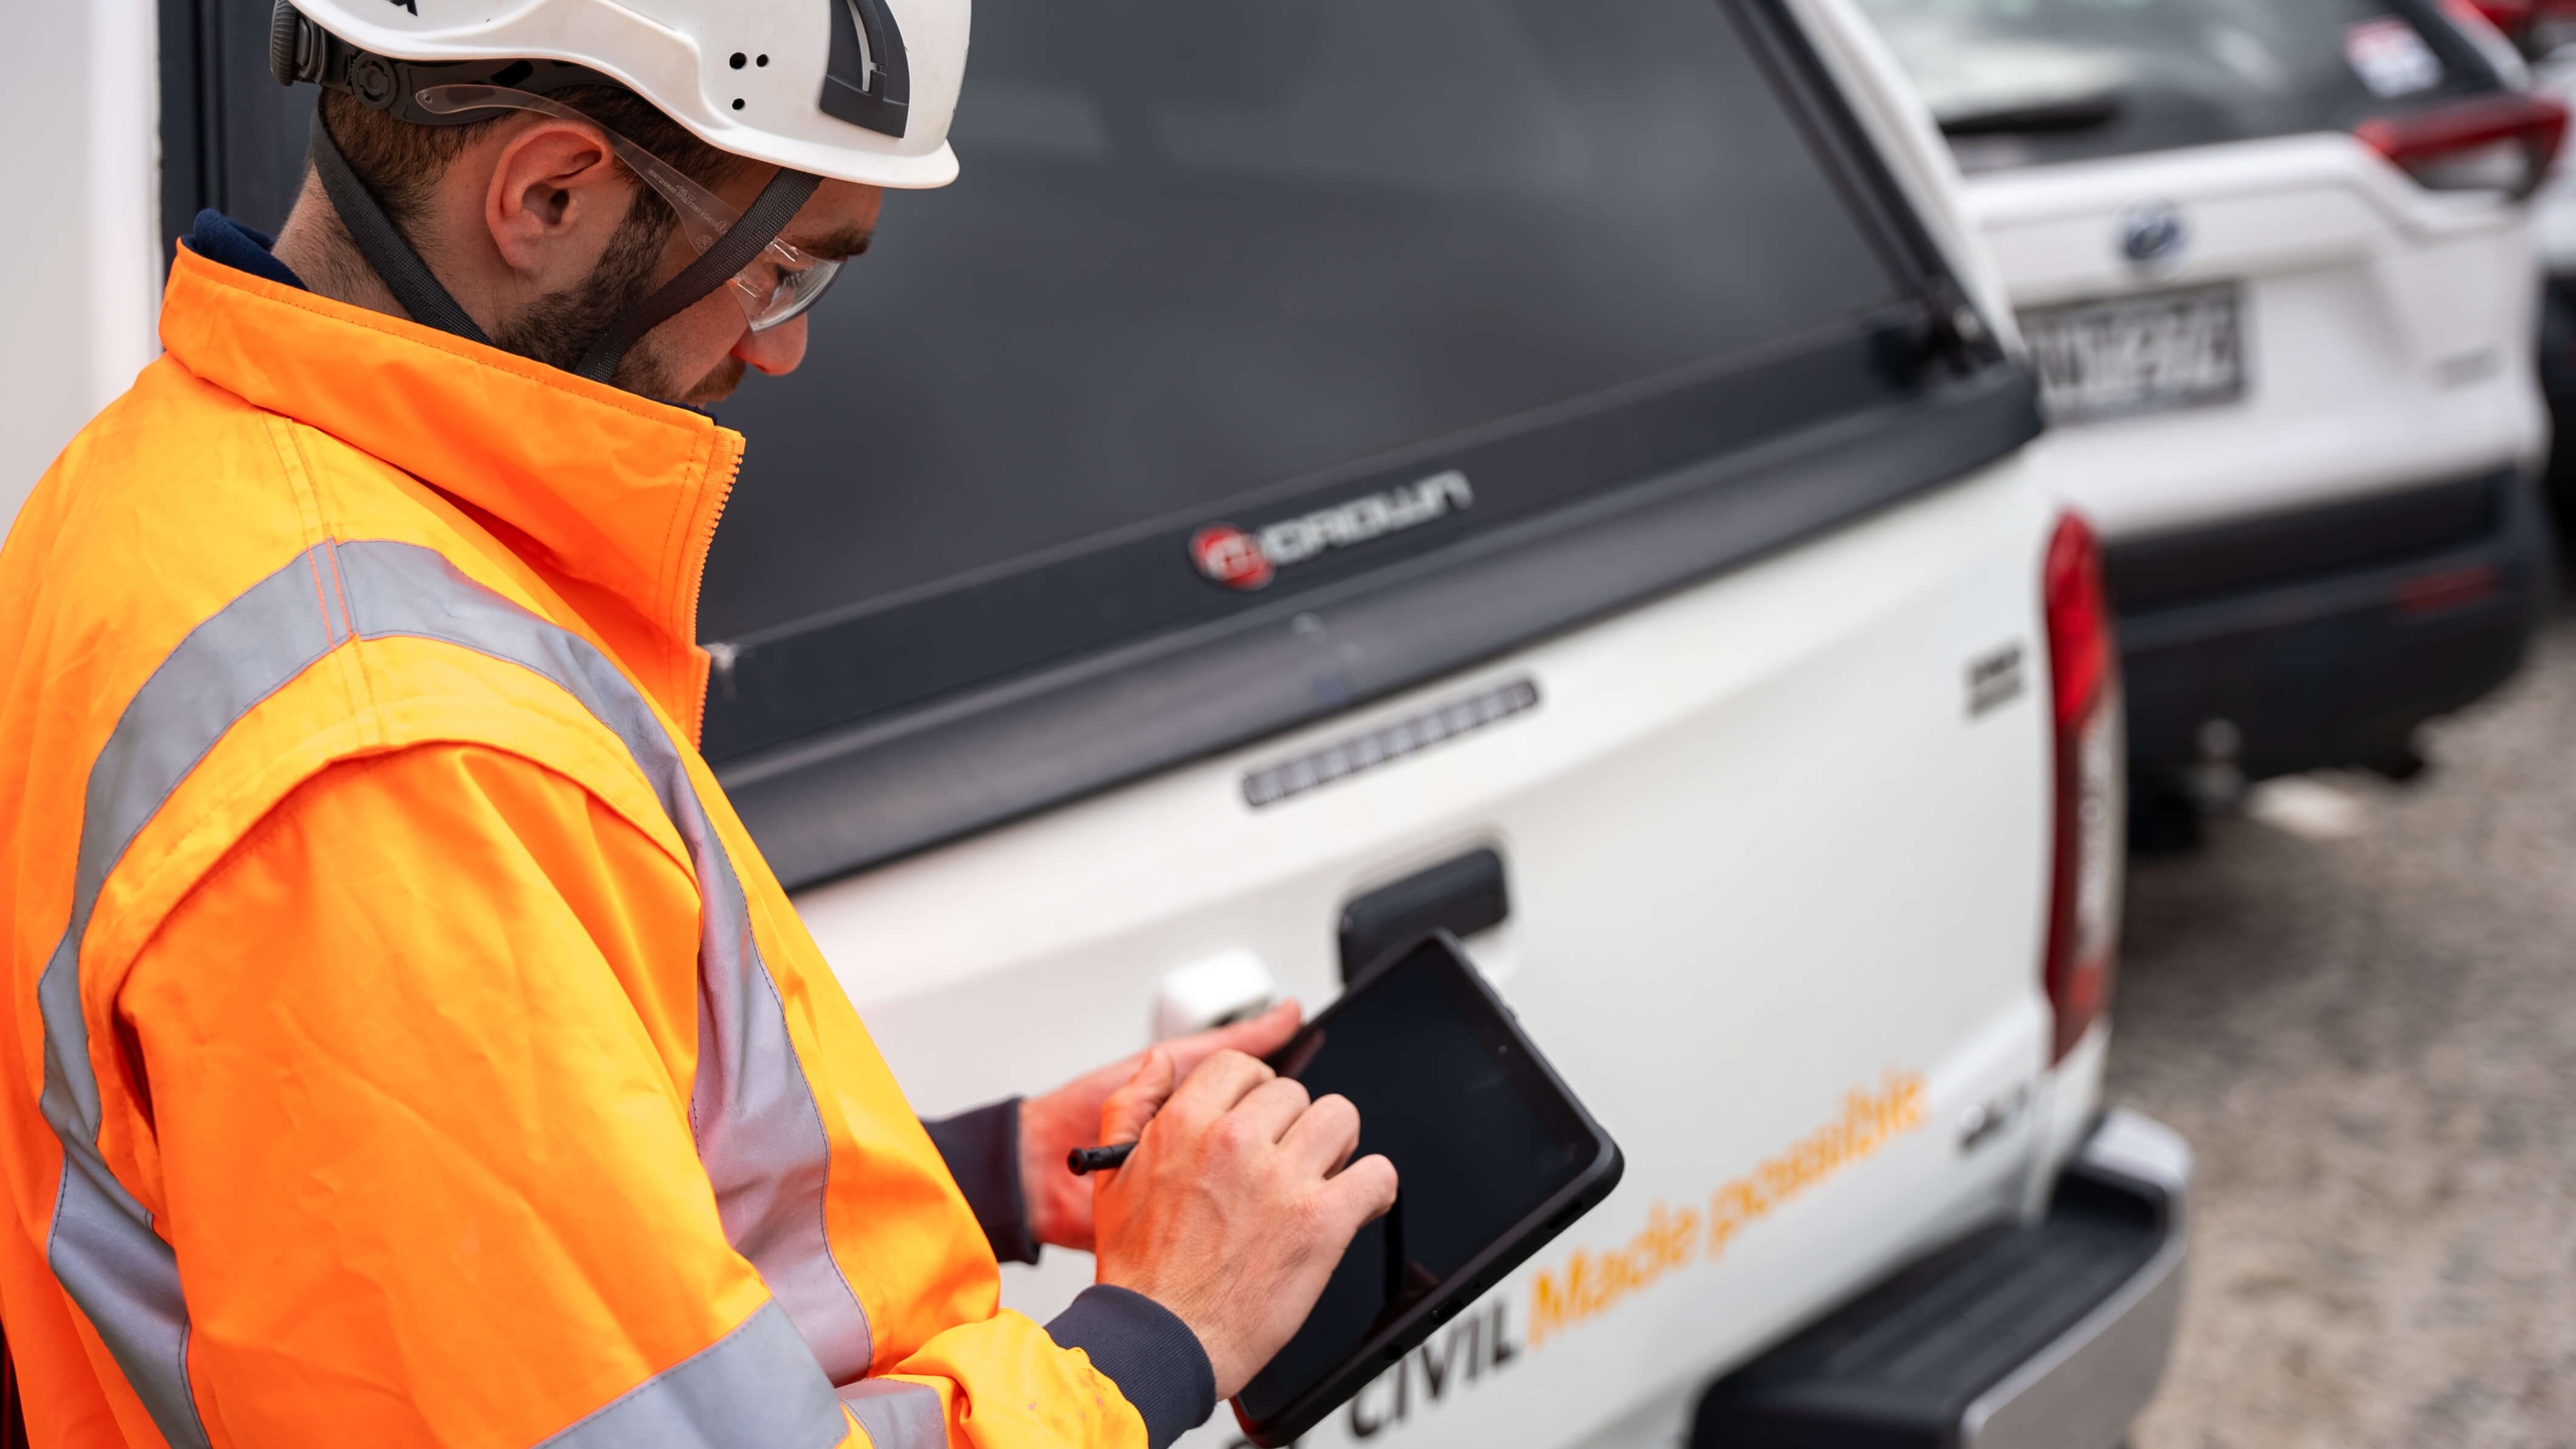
918, 1098, 1041, 1265
1045, 1285, 1218, 1449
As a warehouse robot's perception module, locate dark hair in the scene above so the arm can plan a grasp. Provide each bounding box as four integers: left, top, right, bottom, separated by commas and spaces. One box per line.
319, 82, 744, 235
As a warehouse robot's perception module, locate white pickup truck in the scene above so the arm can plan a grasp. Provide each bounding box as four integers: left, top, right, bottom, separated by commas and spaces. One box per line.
20, 1, 2192, 1446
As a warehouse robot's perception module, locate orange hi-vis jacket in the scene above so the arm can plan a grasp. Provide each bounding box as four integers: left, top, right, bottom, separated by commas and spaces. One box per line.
0, 247, 1191, 1449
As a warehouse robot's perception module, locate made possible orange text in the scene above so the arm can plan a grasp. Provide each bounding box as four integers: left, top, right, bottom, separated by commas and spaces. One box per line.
1528, 1069, 1927, 1347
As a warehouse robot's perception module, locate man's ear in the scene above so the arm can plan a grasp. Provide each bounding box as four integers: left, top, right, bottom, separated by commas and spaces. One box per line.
484, 120, 632, 287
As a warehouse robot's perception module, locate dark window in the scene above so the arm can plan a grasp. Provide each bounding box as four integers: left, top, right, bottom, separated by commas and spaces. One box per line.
1855, 0, 2505, 172
701, 0, 1955, 762
711, 0, 1906, 640
158, 0, 317, 260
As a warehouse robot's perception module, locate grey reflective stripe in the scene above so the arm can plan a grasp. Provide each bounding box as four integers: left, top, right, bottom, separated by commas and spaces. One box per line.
35, 538, 875, 1446
537, 1300, 847, 1449
334, 540, 877, 1383
37, 543, 354, 1449
840, 1379, 947, 1449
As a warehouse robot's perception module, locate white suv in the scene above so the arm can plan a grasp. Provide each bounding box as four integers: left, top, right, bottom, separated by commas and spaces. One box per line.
1859, 0, 2560, 840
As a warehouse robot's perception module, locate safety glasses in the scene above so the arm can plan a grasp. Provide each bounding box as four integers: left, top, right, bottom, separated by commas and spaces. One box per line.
415, 84, 843, 334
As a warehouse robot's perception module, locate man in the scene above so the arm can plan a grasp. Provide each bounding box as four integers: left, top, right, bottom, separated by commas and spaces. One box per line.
0, 3, 1396, 1447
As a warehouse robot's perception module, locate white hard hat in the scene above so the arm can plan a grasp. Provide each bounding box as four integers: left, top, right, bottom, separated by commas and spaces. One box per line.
269, 0, 971, 189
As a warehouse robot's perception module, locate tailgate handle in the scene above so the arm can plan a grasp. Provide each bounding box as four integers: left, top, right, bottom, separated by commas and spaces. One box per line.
1152, 949, 1281, 1041
1338, 848, 1510, 984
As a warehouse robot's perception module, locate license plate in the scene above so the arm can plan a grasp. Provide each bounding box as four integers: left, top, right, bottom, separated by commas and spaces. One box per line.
2022, 285, 2245, 424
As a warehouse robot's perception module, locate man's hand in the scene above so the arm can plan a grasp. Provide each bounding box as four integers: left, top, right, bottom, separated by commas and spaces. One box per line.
1019, 1001, 1305, 1251
1090, 1048, 1399, 1400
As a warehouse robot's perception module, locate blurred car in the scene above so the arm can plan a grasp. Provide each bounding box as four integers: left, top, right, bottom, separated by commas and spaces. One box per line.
2314, 3, 2576, 535
2510, 6, 2576, 524
1859, 0, 2562, 842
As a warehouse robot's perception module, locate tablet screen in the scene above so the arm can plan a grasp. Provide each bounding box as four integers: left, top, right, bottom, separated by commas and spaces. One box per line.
1235, 940, 1596, 1423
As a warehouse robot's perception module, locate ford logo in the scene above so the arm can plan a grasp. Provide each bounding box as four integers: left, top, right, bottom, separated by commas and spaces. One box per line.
2120, 202, 2188, 267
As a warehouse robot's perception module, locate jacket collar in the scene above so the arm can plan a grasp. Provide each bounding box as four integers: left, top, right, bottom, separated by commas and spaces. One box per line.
156, 247, 743, 743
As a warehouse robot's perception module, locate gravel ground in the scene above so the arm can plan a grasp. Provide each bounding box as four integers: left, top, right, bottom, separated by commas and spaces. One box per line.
2115, 605, 2576, 1449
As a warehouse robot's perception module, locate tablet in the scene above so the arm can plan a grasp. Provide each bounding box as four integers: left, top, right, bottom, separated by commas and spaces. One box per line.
1231, 933, 1623, 1446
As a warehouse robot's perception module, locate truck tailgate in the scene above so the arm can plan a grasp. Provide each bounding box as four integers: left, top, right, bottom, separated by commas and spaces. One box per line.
795, 459, 2058, 1449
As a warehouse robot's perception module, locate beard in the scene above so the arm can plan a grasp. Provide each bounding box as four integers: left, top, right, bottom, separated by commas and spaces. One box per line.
492, 204, 664, 382
639, 350, 746, 407
494, 205, 747, 406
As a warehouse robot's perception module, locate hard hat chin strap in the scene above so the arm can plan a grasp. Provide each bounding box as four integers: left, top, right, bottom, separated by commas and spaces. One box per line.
571, 166, 820, 384
308, 109, 491, 345
307, 109, 822, 386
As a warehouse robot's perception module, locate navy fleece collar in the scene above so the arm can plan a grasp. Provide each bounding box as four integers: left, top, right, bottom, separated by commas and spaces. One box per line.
184, 209, 307, 292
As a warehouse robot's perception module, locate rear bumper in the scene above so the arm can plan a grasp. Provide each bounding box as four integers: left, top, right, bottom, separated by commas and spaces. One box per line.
1691, 1110, 2191, 1449
1961, 1113, 2190, 1449
2106, 466, 2551, 782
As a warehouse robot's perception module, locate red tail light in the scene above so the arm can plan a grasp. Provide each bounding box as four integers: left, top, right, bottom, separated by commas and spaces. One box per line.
2356, 90, 2570, 199
2463, 0, 2536, 37
2042, 514, 2121, 1063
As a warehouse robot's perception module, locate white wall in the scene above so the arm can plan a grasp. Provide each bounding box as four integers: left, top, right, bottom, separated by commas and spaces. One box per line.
0, 0, 164, 531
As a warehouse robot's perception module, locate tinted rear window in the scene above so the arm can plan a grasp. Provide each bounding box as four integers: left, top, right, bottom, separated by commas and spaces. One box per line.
1855, 0, 2499, 171
694, 0, 1931, 753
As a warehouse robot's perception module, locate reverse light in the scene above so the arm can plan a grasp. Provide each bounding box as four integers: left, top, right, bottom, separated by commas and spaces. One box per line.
2356, 90, 2570, 199
2041, 514, 2121, 1064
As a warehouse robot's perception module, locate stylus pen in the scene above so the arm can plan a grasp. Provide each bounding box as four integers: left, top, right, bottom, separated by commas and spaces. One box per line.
1066, 1142, 1137, 1175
